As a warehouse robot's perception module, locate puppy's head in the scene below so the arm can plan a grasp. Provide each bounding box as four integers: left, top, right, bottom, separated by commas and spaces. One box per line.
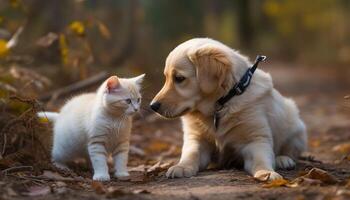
150, 38, 235, 118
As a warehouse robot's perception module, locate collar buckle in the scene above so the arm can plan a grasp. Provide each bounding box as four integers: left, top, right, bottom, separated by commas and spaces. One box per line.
213, 55, 267, 130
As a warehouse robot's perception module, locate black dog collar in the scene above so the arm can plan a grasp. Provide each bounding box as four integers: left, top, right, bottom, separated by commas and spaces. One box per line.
213, 55, 267, 129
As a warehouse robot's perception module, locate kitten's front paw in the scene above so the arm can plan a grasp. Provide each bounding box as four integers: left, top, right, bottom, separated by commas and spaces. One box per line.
166, 165, 197, 178
114, 171, 130, 178
254, 170, 283, 181
93, 173, 110, 181
276, 156, 296, 170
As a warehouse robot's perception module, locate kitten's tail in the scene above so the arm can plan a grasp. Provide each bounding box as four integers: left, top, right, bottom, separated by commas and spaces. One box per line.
37, 112, 59, 122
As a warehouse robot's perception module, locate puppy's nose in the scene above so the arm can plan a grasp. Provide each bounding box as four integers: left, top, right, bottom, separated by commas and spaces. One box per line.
150, 102, 161, 112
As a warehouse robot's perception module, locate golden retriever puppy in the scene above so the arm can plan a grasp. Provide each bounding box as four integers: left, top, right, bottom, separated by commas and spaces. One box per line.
150, 38, 307, 181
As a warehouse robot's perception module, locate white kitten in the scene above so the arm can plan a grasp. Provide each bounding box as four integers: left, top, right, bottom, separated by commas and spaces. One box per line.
38, 74, 145, 181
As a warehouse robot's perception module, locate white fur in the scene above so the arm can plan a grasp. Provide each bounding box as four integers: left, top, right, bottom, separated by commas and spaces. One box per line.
39, 74, 144, 181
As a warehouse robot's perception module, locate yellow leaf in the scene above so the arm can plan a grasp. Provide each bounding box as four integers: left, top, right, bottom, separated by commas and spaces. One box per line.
262, 178, 289, 188
38, 117, 49, 123
59, 34, 68, 65
0, 39, 9, 57
69, 21, 85, 36
10, 0, 21, 8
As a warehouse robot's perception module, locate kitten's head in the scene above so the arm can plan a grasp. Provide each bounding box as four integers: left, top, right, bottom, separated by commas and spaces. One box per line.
99, 74, 145, 115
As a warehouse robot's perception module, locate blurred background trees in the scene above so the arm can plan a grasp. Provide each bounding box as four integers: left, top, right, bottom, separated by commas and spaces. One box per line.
0, 0, 349, 87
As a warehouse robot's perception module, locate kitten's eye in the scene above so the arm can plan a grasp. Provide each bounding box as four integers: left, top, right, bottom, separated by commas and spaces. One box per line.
125, 99, 131, 104
137, 98, 141, 103
174, 74, 186, 83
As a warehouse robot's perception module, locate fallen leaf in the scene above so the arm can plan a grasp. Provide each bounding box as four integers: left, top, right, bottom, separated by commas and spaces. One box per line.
0, 39, 9, 57
22, 186, 51, 197
97, 21, 111, 39
290, 177, 322, 187
303, 168, 339, 184
333, 143, 350, 154
262, 178, 289, 188
336, 189, 350, 197
69, 21, 85, 36
36, 32, 58, 47
133, 189, 151, 194
38, 117, 50, 123
91, 181, 106, 194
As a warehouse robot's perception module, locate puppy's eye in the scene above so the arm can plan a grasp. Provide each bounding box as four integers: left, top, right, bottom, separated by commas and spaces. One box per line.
125, 99, 132, 104
174, 75, 186, 83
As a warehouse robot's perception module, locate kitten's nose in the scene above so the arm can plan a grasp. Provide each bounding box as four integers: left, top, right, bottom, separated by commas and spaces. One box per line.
150, 102, 161, 112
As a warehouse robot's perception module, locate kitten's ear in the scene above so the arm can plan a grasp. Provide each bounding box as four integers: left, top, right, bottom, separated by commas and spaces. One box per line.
132, 74, 145, 85
106, 76, 120, 92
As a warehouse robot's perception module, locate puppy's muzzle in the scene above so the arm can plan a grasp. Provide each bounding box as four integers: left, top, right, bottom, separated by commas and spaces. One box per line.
150, 101, 161, 112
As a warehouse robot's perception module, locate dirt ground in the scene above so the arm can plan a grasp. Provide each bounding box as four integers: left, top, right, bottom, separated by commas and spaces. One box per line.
1, 63, 350, 200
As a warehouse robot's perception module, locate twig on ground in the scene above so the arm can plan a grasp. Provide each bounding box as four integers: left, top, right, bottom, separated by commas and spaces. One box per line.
1, 165, 33, 175
1, 133, 6, 158
39, 71, 109, 102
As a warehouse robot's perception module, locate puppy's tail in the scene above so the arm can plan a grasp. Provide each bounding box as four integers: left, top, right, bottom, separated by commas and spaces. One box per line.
37, 111, 59, 123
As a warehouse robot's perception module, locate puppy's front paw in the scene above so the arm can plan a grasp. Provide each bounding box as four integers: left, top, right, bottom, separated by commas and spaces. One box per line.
93, 173, 110, 181
254, 170, 282, 181
276, 156, 295, 170
114, 171, 130, 179
166, 165, 197, 178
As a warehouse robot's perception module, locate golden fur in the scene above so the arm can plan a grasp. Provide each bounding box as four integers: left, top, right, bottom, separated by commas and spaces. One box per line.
151, 38, 307, 180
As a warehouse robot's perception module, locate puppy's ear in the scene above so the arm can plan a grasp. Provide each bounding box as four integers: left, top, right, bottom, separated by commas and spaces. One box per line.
188, 44, 233, 94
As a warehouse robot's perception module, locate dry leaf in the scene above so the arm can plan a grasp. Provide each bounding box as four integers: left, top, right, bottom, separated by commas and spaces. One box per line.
97, 21, 111, 39
333, 143, 350, 154
22, 186, 51, 197
303, 168, 339, 185
36, 32, 59, 47
290, 177, 322, 187
262, 178, 289, 188
133, 189, 151, 194
91, 181, 106, 194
